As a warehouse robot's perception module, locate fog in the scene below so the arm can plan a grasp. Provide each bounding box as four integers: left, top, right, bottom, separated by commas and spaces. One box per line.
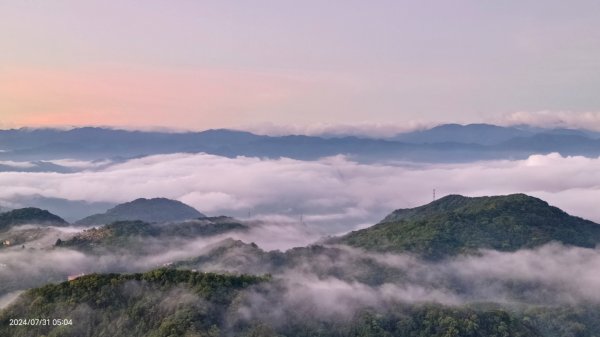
228, 243, 600, 325
0, 291, 23, 310
0, 219, 321, 296
1, 151, 600, 324
498, 110, 600, 132
1, 152, 600, 233
2, 217, 600, 324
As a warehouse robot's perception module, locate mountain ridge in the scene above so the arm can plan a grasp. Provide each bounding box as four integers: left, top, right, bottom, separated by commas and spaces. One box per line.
75, 198, 205, 226
335, 193, 600, 259
0, 208, 68, 232
1, 125, 600, 163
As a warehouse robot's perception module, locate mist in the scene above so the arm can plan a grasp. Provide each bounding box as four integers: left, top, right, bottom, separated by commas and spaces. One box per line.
2, 216, 600, 328
1, 152, 600, 233
0, 218, 321, 296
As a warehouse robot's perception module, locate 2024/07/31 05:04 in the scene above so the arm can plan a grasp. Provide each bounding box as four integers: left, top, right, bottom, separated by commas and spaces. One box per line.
9, 318, 73, 326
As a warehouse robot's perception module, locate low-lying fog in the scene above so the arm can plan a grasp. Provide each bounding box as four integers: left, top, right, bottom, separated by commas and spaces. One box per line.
0, 152, 599, 231
1, 218, 600, 316
1, 152, 600, 315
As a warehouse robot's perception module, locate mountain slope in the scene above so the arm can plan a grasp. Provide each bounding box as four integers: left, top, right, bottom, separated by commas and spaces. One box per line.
58, 217, 247, 253
2, 126, 600, 164
393, 123, 533, 145
0, 208, 68, 232
75, 198, 205, 226
336, 194, 600, 259
0, 269, 266, 337
0, 268, 540, 337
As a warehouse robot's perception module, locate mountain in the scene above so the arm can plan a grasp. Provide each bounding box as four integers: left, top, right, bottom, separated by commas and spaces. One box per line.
0, 208, 68, 232
335, 194, 600, 259
1, 126, 600, 165
58, 217, 247, 253
173, 239, 408, 285
495, 133, 600, 154
75, 198, 205, 226
4, 196, 116, 223
0, 268, 539, 337
393, 123, 534, 145
0, 269, 267, 337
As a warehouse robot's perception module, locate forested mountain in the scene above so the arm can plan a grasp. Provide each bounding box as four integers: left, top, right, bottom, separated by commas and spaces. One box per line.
0, 268, 541, 337
75, 198, 206, 226
335, 194, 600, 259
0, 269, 267, 337
58, 217, 247, 253
4, 194, 600, 336
0, 208, 68, 232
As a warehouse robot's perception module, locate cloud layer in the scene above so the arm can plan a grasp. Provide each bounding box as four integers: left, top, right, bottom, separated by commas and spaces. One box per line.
498, 111, 600, 131
0, 152, 600, 229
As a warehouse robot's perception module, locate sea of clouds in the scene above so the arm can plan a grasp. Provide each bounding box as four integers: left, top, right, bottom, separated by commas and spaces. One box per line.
0, 152, 598, 230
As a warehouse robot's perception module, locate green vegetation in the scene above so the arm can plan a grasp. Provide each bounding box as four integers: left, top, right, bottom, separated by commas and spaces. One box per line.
0, 208, 68, 232
0, 268, 267, 337
336, 194, 600, 259
5, 194, 600, 336
75, 198, 206, 226
521, 305, 600, 337
56, 220, 158, 252
159, 216, 247, 237
0, 268, 542, 337
173, 239, 408, 286
56, 218, 247, 253
236, 306, 540, 337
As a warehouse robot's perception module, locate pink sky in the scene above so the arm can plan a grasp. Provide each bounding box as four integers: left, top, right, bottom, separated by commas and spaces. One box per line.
1, 1, 600, 130
0, 65, 359, 129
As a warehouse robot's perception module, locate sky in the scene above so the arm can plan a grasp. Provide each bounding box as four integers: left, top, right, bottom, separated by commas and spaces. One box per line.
1, 1, 600, 130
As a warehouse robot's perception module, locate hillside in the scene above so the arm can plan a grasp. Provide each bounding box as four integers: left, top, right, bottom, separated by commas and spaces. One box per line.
75, 198, 205, 226
0, 268, 541, 337
58, 217, 247, 252
0, 208, 68, 232
0, 269, 267, 337
336, 194, 600, 259
393, 123, 533, 145
173, 239, 410, 285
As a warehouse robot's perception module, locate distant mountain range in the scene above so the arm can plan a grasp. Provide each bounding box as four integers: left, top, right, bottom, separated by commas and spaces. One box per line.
392, 123, 600, 145
0, 124, 599, 164
75, 198, 205, 226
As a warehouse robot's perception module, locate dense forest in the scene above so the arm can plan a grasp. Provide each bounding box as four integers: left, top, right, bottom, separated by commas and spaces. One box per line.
336, 194, 600, 259
0, 208, 68, 232
3, 194, 600, 336
0, 268, 547, 337
55, 217, 247, 253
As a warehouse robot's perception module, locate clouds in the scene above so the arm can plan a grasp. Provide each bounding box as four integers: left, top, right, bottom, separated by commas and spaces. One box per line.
498, 111, 600, 132
1, 152, 600, 230
0, 217, 321, 296
0, 291, 23, 310
228, 243, 600, 325
2, 220, 600, 322
241, 121, 433, 138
